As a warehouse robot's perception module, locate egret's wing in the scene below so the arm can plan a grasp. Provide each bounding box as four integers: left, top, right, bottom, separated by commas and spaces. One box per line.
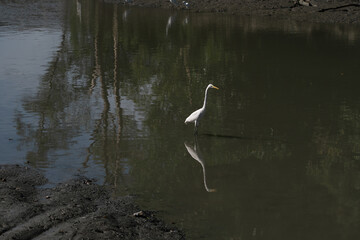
185, 108, 201, 123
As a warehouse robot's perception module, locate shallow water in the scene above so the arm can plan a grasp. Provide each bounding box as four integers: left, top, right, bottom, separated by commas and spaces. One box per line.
1, 1, 360, 239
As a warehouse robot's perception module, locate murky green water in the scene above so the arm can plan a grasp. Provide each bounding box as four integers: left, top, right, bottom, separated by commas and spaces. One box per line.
1, 0, 360, 239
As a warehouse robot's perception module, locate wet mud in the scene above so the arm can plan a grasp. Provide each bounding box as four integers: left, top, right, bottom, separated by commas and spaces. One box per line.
114, 0, 360, 24
0, 165, 184, 240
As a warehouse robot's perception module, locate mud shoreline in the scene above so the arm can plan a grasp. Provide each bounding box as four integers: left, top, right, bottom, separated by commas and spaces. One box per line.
111, 0, 360, 24
0, 165, 184, 239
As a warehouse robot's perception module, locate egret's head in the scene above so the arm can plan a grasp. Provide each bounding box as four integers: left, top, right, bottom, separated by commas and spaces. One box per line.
209, 84, 219, 90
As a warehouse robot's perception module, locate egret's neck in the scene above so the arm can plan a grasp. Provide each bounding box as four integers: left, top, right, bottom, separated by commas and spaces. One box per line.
202, 86, 210, 109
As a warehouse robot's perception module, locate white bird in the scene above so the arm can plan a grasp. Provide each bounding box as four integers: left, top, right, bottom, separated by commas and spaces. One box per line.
185, 84, 219, 134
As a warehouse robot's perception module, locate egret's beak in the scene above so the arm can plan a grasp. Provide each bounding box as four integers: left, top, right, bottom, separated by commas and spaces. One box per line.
212, 85, 219, 90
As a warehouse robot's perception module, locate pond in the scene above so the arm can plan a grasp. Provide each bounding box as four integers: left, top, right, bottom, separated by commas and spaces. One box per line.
1, 0, 360, 239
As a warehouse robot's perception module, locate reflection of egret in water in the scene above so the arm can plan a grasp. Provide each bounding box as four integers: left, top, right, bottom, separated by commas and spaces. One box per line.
76, 0, 81, 20
182, 16, 189, 25
122, 9, 129, 21
184, 139, 216, 193
166, 15, 175, 36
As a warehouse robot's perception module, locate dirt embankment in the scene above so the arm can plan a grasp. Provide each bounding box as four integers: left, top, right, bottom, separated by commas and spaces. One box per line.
0, 165, 183, 240
113, 0, 360, 24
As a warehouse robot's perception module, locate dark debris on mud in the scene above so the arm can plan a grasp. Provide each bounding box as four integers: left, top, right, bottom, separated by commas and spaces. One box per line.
0, 165, 184, 240
109, 0, 360, 24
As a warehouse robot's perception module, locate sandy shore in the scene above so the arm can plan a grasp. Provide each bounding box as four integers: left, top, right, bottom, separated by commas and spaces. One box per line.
0, 165, 184, 240
111, 0, 360, 24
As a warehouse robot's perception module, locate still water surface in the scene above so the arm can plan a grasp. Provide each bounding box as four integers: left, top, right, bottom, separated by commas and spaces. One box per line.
1, 1, 360, 239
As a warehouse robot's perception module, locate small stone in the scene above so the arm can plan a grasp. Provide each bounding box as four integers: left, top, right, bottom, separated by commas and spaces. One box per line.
132, 211, 144, 217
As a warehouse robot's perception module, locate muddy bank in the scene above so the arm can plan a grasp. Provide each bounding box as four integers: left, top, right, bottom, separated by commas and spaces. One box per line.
0, 165, 183, 240
112, 0, 360, 24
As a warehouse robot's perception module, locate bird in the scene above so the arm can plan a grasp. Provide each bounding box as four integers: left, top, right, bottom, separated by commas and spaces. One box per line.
182, 1, 189, 8
185, 84, 219, 134
169, 0, 178, 5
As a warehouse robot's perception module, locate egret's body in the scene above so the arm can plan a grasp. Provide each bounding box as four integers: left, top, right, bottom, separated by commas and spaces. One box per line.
185, 84, 219, 134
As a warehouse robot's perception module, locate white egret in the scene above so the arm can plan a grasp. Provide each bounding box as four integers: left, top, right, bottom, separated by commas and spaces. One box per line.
185, 84, 219, 134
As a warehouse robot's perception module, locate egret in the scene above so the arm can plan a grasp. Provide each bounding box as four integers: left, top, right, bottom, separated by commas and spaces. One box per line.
185, 84, 219, 134
169, 0, 178, 5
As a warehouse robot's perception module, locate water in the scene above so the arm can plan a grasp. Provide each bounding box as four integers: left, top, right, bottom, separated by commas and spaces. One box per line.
1, 0, 360, 239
